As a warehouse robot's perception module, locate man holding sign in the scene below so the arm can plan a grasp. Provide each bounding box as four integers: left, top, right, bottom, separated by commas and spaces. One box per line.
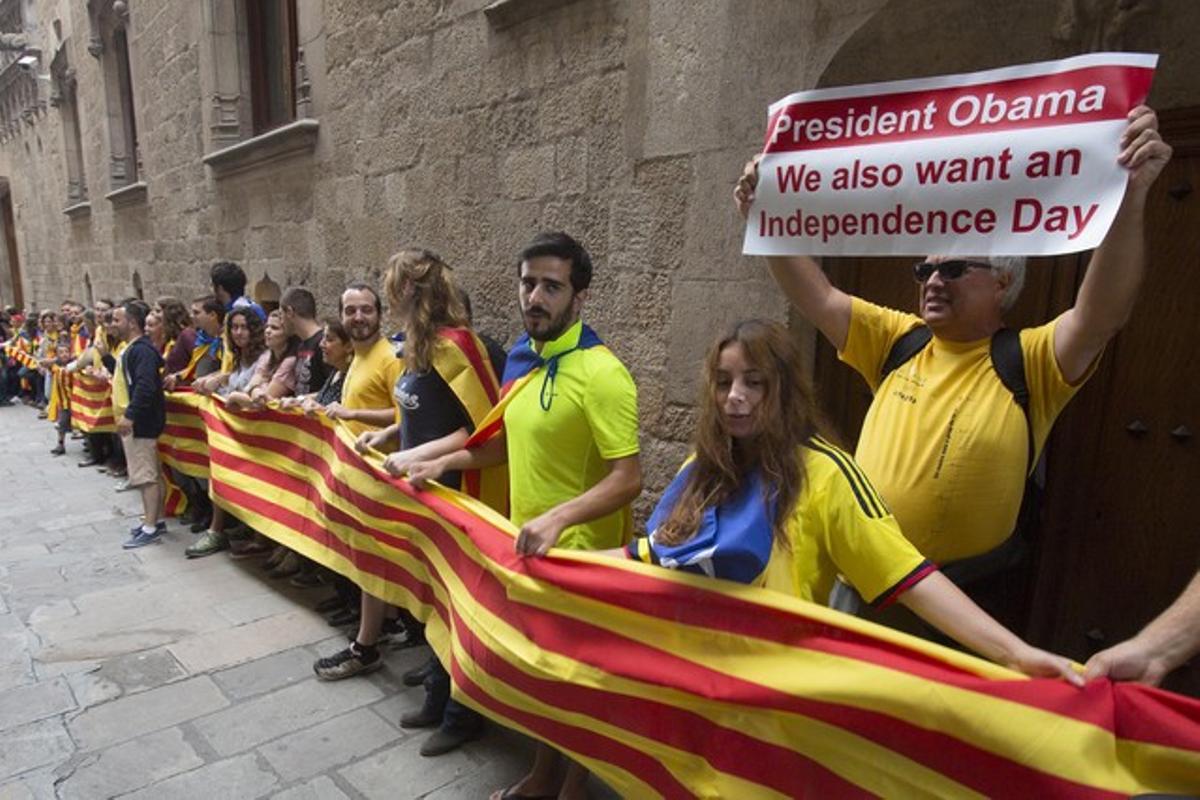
735, 55, 1170, 612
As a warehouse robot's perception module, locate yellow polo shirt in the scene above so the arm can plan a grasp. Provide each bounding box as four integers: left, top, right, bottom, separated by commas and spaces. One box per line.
340, 336, 402, 438
839, 298, 1088, 564
504, 321, 640, 551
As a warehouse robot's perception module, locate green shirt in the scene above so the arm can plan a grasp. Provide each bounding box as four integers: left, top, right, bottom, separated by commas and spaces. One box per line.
503, 320, 640, 550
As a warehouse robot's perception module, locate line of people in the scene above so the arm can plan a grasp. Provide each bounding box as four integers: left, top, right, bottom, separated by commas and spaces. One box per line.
6, 104, 1196, 800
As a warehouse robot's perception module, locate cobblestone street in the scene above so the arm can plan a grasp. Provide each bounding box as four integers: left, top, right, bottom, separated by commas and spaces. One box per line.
0, 405, 532, 799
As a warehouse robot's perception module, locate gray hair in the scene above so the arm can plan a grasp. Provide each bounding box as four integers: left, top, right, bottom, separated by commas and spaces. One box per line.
987, 257, 1026, 312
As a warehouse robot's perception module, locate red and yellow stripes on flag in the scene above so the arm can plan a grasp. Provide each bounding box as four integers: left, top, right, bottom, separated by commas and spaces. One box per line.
168, 394, 1200, 799
68, 372, 117, 433
3, 341, 38, 371
432, 328, 507, 514
162, 467, 188, 516
158, 389, 210, 480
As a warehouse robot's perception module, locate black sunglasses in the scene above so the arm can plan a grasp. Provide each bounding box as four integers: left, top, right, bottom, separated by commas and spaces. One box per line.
912, 260, 992, 283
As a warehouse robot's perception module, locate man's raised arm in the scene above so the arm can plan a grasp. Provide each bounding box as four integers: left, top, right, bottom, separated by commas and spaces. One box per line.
735, 156, 853, 351
1054, 105, 1172, 384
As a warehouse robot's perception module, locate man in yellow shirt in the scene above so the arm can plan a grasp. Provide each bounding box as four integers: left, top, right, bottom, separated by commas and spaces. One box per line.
734, 107, 1172, 604
323, 282, 402, 438
408, 231, 642, 798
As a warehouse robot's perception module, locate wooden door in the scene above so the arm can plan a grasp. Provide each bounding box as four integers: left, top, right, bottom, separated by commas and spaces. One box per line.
0, 188, 23, 310
1029, 116, 1200, 696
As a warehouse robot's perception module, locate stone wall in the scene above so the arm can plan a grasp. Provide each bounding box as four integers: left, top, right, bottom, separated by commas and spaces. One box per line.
1, 0, 1196, 502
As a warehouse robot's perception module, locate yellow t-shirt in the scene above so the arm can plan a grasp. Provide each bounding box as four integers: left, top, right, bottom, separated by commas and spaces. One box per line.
504, 321, 640, 551
838, 297, 1088, 564
761, 439, 932, 605
340, 336, 402, 438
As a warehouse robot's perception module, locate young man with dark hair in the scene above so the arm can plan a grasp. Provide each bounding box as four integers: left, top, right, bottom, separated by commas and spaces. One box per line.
113, 300, 167, 549
169, 295, 226, 392
280, 286, 329, 396
407, 232, 642, 792
210, 260, 266, 320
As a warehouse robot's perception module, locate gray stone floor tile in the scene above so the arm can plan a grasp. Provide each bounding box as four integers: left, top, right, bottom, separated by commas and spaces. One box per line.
168, 608, 331, 674
193, 677, 384, 757
338, 736, 479, 799
258, 707, 402, 782
55, 727, 203, 800
68, 674, 230, 751
212, 647, 324, 701
118, 753, 281, 800
270, 775, 352, 800
0, 677, 76, 732
0, 718, 75, 782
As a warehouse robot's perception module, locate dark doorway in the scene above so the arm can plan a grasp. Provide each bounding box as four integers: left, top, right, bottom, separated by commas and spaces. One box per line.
0, 184, 24, 309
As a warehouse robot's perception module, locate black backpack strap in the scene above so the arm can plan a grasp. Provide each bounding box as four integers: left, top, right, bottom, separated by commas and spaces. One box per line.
880, 325, 932, 382
989, 327, 1034, 476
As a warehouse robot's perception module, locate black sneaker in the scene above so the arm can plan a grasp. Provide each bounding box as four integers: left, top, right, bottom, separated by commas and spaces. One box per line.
313, 644, 381, 681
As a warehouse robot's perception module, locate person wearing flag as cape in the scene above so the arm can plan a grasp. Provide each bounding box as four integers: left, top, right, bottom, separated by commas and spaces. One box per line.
314, 250, 505, 754
407, 231, 643, 800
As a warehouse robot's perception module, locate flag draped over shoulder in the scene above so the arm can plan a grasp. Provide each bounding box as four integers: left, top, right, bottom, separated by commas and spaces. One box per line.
3, 341, 38, 371
431, 327, 507, 513
45, 365, 70, 421
155, 393, 1200, 799
464, 324, 606, 449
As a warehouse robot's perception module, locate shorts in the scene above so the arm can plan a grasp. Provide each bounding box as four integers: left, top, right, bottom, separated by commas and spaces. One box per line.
55, 409, 71, 434
120, 432, 161, 489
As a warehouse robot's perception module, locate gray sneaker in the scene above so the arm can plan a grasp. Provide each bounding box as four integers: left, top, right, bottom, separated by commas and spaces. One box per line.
313, 644, 381, 681
185, 529, 228, 558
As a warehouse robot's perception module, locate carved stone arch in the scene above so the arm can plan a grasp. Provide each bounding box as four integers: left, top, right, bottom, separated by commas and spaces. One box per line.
817, 0, 1064, 91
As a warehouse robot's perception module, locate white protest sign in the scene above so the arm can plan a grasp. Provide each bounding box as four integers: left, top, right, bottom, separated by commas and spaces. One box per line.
743, 53, 1157, 257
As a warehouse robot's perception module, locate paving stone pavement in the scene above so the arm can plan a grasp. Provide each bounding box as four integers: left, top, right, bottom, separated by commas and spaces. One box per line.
0, 406, 600, 799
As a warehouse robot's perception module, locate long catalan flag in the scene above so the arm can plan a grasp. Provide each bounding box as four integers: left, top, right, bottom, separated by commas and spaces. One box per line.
159, 394, 1200, 798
